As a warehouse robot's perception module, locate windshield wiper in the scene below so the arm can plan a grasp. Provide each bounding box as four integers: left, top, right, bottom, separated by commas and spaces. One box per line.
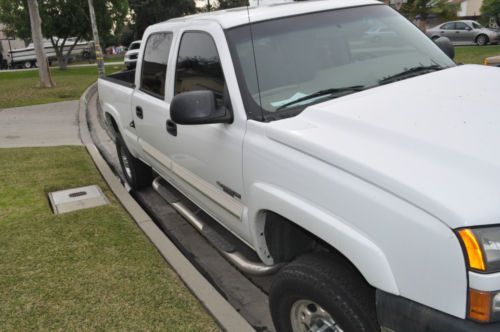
276, 85, 365, 111
378, 65, 444, 85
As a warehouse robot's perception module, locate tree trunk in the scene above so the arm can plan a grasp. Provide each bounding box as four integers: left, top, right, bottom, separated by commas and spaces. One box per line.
51, 37, 68, 70
64, 36, 81, 67
88, 0, 105, 77
27, 0, 54, 87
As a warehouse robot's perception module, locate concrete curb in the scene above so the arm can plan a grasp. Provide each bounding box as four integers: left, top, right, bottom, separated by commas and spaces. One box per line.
78, 83, 255, 332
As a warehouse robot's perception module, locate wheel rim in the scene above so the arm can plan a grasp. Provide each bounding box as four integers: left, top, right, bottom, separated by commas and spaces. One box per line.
120, 147, 133, 179
478, 35, 486, 45
24, 61, 32, 68
290, 300, 343, 332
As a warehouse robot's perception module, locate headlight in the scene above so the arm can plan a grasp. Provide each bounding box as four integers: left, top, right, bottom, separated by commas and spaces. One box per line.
458, 226, 500, 273
458, 226, 500, 323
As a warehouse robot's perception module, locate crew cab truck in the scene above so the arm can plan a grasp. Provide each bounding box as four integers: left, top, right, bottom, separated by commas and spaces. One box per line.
98, 1, 500, 331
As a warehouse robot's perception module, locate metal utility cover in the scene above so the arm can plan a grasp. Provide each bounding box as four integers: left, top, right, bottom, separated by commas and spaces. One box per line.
48, 185, 109, 214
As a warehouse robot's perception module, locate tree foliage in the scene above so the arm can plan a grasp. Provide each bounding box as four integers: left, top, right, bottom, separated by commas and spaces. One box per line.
0, 0, 128, 68
401, 0, 459, 29
217, 0, 248, 10
129, 0, 196, 40
481, 0, 500, 26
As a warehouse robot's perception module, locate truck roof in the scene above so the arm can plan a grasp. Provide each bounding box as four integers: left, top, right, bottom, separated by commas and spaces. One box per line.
152, 0, 380, 30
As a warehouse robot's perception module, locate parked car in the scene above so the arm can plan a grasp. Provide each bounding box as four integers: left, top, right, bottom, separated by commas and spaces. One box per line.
426, 20, 499, 46
124, 40, 141, 70
98, 1, 500, 331
363, 25, 400, 44
484, 54, 500, 67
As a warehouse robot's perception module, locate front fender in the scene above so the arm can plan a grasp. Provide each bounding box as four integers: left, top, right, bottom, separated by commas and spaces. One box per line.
247, 182, 399, 295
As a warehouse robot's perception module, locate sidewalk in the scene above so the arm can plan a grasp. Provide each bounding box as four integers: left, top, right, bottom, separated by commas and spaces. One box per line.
0, 101, 81, 148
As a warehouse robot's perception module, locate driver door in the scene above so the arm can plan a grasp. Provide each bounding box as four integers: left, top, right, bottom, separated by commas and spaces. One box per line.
160, 25, 250, 243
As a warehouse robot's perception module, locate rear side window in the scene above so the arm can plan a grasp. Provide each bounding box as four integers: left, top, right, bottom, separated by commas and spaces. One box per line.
140, 32, 173, 99
455, 22, 469, 30
174, 32, 225, 103
441, 23, 455, 30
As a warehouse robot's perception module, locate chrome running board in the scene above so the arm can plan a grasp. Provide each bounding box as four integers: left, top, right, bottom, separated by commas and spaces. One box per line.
153, 177, 282, 276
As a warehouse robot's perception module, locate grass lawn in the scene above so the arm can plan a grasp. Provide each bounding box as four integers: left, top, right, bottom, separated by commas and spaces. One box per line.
0, 65, 123, 109
454, 45, 500, 65
0, 146, 219, 331
70, 55, 124, 66
104, 55, 125, 63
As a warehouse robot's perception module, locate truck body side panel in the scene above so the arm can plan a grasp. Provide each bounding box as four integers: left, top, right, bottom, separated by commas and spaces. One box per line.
243, 120, 467, 319
97, 78, 140, 157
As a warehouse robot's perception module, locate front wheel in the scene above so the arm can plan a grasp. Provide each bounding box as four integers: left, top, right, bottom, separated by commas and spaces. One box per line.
270, 253, 379, 332
116, 134, 152, 190
476, 34, 488, 46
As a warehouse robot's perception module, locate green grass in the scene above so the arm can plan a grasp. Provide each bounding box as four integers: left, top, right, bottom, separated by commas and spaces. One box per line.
455, 45, 500, 64
0, 65, 123, 109
104, 55, 125, 63
0, 146, 219, 331
70, 55, 124, 65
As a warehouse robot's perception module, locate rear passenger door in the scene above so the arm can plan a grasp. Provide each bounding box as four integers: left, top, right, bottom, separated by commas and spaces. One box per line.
132, 32, 174, 167
440, 22, 456, 41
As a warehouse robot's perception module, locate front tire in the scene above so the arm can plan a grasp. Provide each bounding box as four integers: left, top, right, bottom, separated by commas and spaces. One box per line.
270, 253, 379, 332
476, 34, 488, 46
116, 134, 152, 190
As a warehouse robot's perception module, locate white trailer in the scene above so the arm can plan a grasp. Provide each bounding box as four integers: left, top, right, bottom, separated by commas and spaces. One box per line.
7, 38, 91, 69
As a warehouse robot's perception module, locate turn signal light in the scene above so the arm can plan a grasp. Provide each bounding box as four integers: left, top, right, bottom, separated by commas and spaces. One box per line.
469, 289, 492, 322
458, 229, 486, 271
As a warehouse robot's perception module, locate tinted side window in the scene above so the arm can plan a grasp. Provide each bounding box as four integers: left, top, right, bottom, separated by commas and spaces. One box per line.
455, 22, 468, 30
141, 33, 173, 98
175, 32, 225, 102
441, 23, 455, 30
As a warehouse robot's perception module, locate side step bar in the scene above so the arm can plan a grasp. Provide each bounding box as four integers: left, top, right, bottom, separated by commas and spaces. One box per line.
153, 177, 283, 276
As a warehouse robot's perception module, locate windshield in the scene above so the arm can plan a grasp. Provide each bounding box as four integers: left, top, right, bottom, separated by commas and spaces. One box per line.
472, 22, 484, 29
226, 5, 455, 121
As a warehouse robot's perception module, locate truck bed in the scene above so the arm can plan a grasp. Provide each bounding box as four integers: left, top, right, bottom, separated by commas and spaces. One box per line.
97, 70, 136, 149
102, 69, 136, 88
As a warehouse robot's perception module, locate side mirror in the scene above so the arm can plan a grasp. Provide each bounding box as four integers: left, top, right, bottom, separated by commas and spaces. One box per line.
170, 90, 232, 125
434, 36, 455, 60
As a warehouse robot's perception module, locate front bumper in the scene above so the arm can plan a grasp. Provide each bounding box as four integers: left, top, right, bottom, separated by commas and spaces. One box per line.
377, 290, 500, 332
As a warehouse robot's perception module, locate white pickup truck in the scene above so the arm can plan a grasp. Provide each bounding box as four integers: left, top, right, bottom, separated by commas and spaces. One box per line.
98, 1, 500, 331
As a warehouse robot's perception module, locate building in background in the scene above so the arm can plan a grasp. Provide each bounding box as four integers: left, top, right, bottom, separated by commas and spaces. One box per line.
457, 0, 483, 20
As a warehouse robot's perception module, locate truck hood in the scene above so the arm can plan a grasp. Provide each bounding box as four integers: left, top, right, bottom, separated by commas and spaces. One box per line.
266, 65, 500, 228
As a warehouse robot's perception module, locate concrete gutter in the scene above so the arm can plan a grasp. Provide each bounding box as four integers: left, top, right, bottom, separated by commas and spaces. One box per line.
78, 83, 255, 332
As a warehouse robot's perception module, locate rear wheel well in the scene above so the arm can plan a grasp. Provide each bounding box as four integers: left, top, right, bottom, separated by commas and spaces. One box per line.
104, 112, 119, 140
